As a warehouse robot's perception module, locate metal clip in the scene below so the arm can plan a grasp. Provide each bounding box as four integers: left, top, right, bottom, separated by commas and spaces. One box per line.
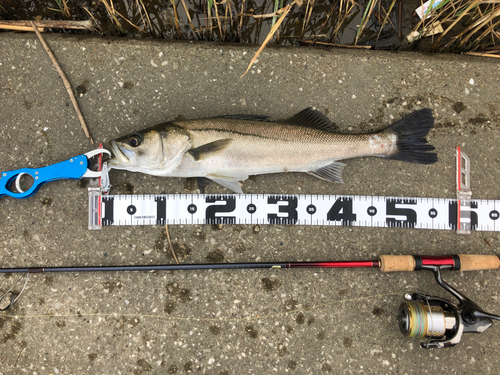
87, 145, 111, 230
456, 147, 472, 234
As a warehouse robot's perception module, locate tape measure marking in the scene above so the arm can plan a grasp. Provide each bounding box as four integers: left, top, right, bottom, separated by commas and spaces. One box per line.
91, 194, 500, 231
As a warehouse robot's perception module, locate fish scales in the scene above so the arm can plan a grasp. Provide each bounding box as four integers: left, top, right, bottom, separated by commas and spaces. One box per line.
107, 108, 437, 193
177, 118, 375, 168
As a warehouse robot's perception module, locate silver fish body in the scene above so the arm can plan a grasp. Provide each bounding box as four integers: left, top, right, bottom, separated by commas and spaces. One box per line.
107, 108, 436, 193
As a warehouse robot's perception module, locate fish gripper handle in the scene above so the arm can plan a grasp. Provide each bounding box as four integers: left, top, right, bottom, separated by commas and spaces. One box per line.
0, 155, 89, 199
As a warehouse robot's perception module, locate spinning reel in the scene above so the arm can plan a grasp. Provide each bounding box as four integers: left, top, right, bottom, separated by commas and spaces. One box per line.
398, 264, 500, 348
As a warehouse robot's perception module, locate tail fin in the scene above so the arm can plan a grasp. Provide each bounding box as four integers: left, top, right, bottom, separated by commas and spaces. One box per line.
385, 108, 437, 164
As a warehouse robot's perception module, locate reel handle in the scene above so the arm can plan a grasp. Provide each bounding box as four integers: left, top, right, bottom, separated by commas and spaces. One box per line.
379, 254, 500, 272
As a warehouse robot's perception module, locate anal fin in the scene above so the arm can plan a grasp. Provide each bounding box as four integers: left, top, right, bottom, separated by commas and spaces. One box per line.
206, 173, 248, 194
207, 177, 244, 194
307, 161, 346, 183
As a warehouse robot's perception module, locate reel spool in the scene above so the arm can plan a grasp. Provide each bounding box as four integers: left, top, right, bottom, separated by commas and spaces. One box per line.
397, 294, 463, 348
398, 299, 457, 339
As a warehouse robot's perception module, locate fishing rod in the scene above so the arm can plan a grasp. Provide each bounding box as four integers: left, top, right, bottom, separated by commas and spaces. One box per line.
1, 253, 499, 348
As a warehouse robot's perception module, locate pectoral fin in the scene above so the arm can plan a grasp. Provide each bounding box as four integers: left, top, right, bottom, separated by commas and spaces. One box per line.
196, 177, 206, 194
307, 161, 346, 183
188, 139, 233, 161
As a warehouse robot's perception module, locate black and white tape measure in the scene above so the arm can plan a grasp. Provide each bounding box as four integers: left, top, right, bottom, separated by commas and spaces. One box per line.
88, 193, 500, 231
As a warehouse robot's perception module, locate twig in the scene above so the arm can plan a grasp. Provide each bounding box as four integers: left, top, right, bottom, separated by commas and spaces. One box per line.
398, 1, 402, 39
61, 0, 71, 18
0, 20, 93, 30
13, 344, 26, 367
137, 0, 153, 33
30, 21, 94, 143
213, 0, 224, 40
0, 25, 45, 32
375, 0, 397, 48
241, 1, 296, 78
302, 0, 316, 38
169, 0, 182, 37
238, 0, 246, 41
165, 224, 179, 264
431, 0, 481, 49
301, 39, 372, 48
354, 0, 375, 45
179, 0, 197, 35
101, 0, 123, 30
465, 51, 500, 58
82, 6, 102, 33
242, 12, 281, 18
113, 9, 147, 34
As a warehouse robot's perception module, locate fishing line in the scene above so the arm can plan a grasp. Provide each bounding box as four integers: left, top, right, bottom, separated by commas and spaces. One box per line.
0, 292, 403, 324
404, 300, 427, 337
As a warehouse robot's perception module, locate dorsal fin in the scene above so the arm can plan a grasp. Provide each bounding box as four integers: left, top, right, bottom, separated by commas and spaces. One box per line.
285, 108, 338, 132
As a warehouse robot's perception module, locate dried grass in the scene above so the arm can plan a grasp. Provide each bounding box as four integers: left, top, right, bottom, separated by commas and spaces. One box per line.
3, 0, 499, 60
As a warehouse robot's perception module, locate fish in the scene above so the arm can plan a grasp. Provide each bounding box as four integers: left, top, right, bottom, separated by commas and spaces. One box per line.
107, 108, 437, 193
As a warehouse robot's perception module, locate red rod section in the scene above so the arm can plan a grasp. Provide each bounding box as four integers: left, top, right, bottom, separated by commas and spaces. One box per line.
287, 260, 379, 268
420, 255, 456, 267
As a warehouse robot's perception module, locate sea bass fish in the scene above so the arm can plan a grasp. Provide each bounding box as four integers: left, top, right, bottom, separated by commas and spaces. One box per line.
107, 108, 437, 193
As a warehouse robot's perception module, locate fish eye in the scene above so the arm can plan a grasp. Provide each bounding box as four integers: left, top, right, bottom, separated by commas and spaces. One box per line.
128, 134, 142, 147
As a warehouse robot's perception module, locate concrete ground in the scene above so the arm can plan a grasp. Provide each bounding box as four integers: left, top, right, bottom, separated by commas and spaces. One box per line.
0, 33, 499, 374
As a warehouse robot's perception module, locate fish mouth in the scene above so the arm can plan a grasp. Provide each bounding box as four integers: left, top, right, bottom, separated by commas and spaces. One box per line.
108, 140, 132, 166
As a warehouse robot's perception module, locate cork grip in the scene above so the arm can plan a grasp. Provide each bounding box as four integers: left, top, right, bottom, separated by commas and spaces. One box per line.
379, 255, 416, 272
458, 254, 500, 271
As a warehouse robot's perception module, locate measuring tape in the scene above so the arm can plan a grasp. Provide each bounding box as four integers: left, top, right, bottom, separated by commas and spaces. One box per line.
88, 192, 499, 231
88, 148, 499, 232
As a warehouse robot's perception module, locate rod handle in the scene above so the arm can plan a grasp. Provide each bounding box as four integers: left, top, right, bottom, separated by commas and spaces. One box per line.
379, 254, 500, 272
379, 255, 415, 272
458, 254, 500, 271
